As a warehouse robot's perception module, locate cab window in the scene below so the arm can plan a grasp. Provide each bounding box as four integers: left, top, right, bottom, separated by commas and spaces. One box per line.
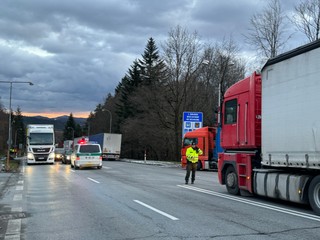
224, 99, 237, 124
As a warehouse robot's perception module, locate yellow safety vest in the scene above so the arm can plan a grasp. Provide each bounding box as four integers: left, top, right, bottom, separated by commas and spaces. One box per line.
186, 146, 203, 163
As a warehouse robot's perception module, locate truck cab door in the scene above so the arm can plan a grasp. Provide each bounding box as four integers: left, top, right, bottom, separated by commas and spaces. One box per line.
222, 92, 249, 149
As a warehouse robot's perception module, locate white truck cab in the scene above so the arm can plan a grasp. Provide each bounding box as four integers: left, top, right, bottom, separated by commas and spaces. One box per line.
26, 124, 55, 164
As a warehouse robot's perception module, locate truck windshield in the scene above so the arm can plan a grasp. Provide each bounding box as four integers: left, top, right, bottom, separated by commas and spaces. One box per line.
183, 138, 197, 147
29, 133, 54, 145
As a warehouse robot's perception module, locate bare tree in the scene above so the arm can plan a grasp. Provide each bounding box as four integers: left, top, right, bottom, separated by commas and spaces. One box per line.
291, 0, 320, 42
201, 37, 246, 125
245, 0, 289, 59
161, 25, 205, 161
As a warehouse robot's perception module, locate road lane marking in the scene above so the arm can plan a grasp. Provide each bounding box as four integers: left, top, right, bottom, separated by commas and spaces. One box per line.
87, 177, 100, 183
102, 166, 111, 169
178, 185, 320, 222
5, 219, 21, 236
13, 194, 22, 201
134, 200, 179, 221
15, 186, 23, 191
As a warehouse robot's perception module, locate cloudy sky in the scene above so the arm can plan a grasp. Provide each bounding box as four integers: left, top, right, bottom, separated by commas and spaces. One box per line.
0, 0, 303, 118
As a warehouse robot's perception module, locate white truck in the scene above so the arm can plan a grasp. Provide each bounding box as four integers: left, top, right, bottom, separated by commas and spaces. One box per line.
89, 133, 122, 160
26, 124, 55, 164
63, 140, 73, 152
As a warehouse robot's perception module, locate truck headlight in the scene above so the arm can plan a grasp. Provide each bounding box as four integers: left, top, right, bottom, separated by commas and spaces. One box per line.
49, 152, 55, 159
27, 153, 34, 159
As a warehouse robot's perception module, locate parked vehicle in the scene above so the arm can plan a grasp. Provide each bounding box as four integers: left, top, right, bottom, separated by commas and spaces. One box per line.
89, 133, 122, 160
26, 124, 55, 164
71, 139, 102, 169
181, 127, 222, 170
218, 40, 320, 215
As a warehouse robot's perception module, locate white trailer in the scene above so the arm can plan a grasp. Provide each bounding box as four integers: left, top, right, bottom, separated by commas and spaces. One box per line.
26, 124, 55, 164
63, 140, 74, 152
89, 133, 122, 160
258, 41, 320, 213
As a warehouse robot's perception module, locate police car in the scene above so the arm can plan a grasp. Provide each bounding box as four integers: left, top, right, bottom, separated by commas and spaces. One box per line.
70, 138, 102, 170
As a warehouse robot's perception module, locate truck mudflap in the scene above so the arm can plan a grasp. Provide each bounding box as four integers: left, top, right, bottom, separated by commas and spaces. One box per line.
253, 169, 309, 204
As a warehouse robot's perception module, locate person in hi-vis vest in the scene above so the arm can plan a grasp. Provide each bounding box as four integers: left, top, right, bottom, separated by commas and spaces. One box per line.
185, 141, 203, 184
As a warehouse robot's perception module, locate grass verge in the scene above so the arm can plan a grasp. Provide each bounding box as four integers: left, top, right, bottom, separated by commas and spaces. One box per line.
0, 158, 20, 172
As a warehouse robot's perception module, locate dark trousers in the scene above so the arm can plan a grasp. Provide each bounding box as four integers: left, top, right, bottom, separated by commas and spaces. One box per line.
185, 161, 197, 183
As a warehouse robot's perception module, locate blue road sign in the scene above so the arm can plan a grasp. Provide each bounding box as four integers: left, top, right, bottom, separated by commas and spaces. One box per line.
182, 112, 203, 137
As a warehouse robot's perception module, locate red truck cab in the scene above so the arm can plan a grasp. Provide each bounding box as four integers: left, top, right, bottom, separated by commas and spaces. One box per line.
218, 72, 262, 193
181, 127, 218, 170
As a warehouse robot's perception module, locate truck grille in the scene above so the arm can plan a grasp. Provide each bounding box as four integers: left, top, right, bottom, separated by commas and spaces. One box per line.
32, 148, 51, 153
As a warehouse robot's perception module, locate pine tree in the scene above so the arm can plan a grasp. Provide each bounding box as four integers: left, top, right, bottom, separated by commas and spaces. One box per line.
138, 37, 167, 86
116, 61, 142, 122
13, 107, 26, 150
63, 113, 77, 140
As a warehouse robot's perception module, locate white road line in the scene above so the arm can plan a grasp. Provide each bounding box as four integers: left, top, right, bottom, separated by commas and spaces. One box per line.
178, 185, 320, 222
13, 194, 22, 201
11, 207, 22, 212
4, 234, 20, 240
15, 186, 23, 191
5, 219, 21, 236
102, 166, 111, 169
134, 200, 179, 221
87, 177, 100, 183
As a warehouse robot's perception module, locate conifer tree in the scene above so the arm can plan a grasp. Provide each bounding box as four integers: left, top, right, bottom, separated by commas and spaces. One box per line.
12, 107, 26, 150
63, 113, 77, 140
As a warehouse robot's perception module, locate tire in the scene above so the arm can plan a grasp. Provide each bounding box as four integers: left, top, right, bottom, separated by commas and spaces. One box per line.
97, 166, 102, 169
71, 163, 74, 168
308, 175, 320, 215
225, 166, 240, 195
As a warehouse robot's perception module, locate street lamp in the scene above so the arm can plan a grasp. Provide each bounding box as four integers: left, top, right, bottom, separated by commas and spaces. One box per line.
103, 109, 112, 133
0, 80, 33, 171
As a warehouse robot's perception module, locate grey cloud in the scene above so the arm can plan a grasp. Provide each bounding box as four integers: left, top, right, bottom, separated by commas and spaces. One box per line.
0, 0, 302, 117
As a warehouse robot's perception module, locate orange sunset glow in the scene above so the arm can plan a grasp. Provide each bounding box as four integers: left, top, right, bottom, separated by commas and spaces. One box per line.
23, 112, 90, 119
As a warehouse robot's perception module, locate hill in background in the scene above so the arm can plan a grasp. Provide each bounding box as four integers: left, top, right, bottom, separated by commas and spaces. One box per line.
22, 115, 87, 131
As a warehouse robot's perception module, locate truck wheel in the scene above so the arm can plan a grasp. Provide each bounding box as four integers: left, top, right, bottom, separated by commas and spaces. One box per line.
225, 166, 240, 195
308, 175, 320, 215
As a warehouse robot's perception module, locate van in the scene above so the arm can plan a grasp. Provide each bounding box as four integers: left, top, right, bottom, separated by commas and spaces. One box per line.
71, 143, 102, 169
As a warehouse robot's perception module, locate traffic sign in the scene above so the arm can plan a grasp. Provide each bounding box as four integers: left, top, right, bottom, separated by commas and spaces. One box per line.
182, 112, 203, 137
